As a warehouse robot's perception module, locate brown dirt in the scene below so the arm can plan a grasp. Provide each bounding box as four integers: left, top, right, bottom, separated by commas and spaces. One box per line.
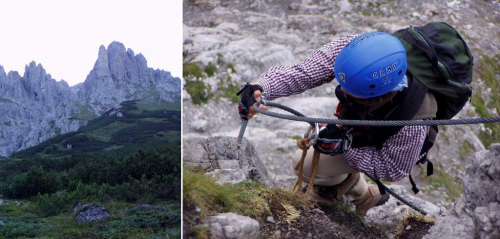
260, 208, 352, 239
319, 204, 387, 239
395, 217, 434, 239
184, 202, 387, 239
259, 204, 386, 239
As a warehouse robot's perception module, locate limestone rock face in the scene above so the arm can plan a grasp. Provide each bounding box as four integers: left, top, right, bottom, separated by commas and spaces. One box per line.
424, 143, 500, 239
204, 213, 260, 239
365, 184, 447, 235
183, 136, 272, 185
0, 41, 181, 157
183, 0, 500, 207
75, 204, 110, 223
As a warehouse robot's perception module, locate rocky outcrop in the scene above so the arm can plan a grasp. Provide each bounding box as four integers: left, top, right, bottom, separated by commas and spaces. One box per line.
365, 185, 447, 236
203, 213, 260, 239
183, 136, 388, 238
75, 204, 110, 223
184, 136, 500, 238
183, 136, 272, 185
73, 201, 85, 213
424, 143, 500, 239
81, 42, 180, 107
0, 41, 181, 157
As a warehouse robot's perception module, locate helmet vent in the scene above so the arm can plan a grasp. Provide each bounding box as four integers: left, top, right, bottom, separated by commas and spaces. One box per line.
398, 70, 403, 75
369, 84, 376, 89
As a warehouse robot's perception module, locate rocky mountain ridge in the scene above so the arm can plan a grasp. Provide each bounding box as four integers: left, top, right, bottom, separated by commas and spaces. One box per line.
0, 41, 181, 157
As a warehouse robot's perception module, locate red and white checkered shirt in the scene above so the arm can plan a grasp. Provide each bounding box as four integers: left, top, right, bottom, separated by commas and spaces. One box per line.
258, 35, 428, 182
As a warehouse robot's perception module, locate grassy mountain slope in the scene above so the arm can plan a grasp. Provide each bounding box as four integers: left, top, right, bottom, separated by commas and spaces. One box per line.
0, 99, 181, 238
13, 99, 181, 158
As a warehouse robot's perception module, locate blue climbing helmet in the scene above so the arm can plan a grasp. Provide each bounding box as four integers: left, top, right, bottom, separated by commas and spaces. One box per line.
334, 32, 408, 98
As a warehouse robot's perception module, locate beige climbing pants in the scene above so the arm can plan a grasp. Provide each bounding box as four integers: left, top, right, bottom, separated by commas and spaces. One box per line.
292, 147, 368, 200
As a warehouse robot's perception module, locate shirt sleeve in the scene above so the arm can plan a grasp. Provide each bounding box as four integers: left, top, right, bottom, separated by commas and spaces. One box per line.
342, 125, 429, 182
258, 35, 359, 100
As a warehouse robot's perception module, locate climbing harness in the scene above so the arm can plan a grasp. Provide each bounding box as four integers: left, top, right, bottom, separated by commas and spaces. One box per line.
237, 99, 500, 215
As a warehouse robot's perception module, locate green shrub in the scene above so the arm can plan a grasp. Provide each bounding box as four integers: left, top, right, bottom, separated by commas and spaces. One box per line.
204, 62, 218, 77
220, 76, 240, 103
183, 62, 203, 78
184, 80, 213, 105
36, 191, 74, 216
2, 167, 60, 198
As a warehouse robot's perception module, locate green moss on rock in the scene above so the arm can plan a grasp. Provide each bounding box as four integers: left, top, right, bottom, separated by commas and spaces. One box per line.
185, 80, 213, 105
183, 62, 203, 79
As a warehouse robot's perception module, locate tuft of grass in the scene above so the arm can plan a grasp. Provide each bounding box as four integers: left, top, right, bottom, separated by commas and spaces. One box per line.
219, 76, 240, 104
184, 58, 241, 105
422, 164, 462, 201
439, 131, 449, 143
189, 225, 212, 239
183, 62, 203, 79
458, 140, 474, 161
478, 54, 500, 113
227, 63, 237, 73
289, 135, 303, 140
471, 53, 500, 148
204, 62, 218, 77
365, 176, 392, 185
184, 80, 213, 105
183, 169, 242, 218
183, 168, 309, 221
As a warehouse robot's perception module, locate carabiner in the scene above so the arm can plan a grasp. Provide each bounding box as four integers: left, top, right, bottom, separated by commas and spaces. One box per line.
306, 123, 320, 148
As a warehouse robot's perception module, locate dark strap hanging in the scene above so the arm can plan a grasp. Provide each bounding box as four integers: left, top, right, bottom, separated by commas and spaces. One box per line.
374, 179, 386, 195
417, 156, 434, 176
409, 175, 420, 194
417, 125, 437, 177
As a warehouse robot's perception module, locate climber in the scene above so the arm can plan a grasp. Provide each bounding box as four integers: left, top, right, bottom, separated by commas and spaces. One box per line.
237, 24, 473, 216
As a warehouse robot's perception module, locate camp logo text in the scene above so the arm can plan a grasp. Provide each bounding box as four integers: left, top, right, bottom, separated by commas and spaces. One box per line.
354, 32, 381, 46
372, 63, 397, 78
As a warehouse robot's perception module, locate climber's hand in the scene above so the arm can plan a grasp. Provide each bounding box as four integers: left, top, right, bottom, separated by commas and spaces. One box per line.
236, 83, 268, 120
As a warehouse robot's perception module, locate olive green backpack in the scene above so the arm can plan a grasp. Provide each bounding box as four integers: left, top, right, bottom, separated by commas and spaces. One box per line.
391, 22, 473, 194
393, 22, 473, 119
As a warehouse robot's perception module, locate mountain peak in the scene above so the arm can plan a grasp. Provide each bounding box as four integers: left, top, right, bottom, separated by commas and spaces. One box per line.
93, 45, 112, 78
0, 65, 5, 78
24, 61, 48, 80
107, 41, 126, 52
26, 61, 43, 70
127, 48, 135, 56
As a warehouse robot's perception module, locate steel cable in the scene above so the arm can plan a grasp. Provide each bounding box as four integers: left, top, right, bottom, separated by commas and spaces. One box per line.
253, 102, 500, 126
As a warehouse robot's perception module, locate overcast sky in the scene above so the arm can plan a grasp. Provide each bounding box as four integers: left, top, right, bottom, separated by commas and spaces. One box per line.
0, 0, 182, 86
